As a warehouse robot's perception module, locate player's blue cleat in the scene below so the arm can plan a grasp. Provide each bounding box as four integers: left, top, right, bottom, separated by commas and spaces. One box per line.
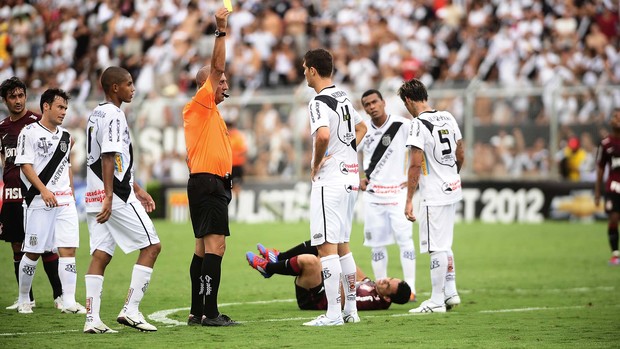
256, 243, 279, 263
246, 252, 272, 278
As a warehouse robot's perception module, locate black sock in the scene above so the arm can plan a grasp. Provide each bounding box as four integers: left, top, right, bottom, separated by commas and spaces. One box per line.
278, 240, 318, 260
13, 252, 34, 301
202, 253, 222, 319
190, 254, 204, 317
42, 252, 63, 299
266, 256, 301, 276
609, 227, 619, 251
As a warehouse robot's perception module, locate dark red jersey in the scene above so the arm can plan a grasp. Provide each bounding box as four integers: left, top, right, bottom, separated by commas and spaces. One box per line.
597, 135, 620, 193
355, 279, 391, 310
0, 111, 41, 203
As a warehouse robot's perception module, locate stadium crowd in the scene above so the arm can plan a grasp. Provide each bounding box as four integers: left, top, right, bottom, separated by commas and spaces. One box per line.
1, 0, 619, 182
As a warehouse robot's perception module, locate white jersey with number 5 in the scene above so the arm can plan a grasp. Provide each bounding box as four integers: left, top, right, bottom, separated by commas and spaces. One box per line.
85, 102, 139, 213
308, 85, 363, 187
406, 110, 462, 206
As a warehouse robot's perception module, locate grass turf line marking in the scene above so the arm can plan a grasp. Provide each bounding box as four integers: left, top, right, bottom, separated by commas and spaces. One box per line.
0, 329, 81, 337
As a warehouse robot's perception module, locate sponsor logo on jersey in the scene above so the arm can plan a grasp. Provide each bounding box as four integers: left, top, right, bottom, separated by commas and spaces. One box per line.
441, 180, 461, 194
340, 162, 349, 175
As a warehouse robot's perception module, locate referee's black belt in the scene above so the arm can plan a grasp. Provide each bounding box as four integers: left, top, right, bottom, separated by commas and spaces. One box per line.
190, 172, 231, 181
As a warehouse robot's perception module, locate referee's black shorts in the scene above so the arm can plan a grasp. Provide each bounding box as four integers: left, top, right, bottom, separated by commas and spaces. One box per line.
187, 173, 232, 238
0, 202, 25, 243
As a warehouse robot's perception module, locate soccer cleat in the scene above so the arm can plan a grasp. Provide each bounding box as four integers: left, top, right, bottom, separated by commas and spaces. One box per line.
257, 243, 280, 263
409, 299, 447, 314
609, 255, 620, 266
201, 313, 239, 326
117, 311, 158, 332
342, 311, 360, 323
17, 302, 34, 314
61, 302, 87, 314
6, 299, 35, 310
303, 314, 344, 326
187, 314, 202, 326
445, 295, 461, 310
246, 252, 272, 278
84, 321, 119, 334
54, 296, 63, 310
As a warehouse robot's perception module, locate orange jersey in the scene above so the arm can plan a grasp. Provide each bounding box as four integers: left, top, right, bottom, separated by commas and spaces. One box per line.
183, 80, 232, 176
229, 128, 247, 166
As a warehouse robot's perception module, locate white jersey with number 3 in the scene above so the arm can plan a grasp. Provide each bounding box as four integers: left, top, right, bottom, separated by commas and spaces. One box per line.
406, 110, 462, 206
308, 85, 363, 187
85, 102, 139, 213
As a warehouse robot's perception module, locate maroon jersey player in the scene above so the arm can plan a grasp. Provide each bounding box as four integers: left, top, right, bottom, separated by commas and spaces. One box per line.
246, 241, 411, 310
595, 108, 620, 266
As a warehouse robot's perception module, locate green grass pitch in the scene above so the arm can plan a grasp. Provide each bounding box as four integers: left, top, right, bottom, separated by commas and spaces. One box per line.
0, 220, 618, 348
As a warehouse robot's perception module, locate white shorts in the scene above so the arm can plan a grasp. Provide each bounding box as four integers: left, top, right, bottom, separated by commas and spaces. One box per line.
22, 202, 79, 254
310, 185, 358, 246
363, 193, 413, 248
417, 203, 456, 253
86, 202, 159, 256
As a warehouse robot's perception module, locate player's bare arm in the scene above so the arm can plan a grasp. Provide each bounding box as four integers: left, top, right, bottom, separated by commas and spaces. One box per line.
311, 126, 330, 181
134, 182, 156, 213
208, 7, 230, 92
96, 152, 116, 223
455, 139, 464, 173
405, 147, 423, 222
20, 163, 58, 207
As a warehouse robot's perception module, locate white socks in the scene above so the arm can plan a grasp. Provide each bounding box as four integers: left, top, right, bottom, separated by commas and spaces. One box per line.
85, 274, 104, 324
370, 247, 388, 280
444, 250, 458, 298
59, 257, 77, 309
399, 241, 417, 295
18, 255, 38, 304
320, 255, 342, 320
122, 264, 153, 315
429, 251, 448, 305
339, 252, 357, 314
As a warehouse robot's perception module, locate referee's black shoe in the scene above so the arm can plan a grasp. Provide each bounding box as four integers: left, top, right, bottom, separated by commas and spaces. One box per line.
201, 313, 239, 326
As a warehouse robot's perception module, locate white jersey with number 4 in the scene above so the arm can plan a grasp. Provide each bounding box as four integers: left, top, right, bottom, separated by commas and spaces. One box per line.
308, 85, 363, 187
406, 110, 462, 206
15, 122, 73, 209
85, 102, 139, 213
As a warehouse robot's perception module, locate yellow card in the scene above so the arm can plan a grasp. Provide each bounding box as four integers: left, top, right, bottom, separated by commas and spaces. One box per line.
223, 0, 233, 11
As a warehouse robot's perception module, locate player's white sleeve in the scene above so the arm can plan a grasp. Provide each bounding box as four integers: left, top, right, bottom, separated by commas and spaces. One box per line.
101, 113, 124, 154
405, 119, 424, 150
308, 99, 331, 135
14, 128, 35, 165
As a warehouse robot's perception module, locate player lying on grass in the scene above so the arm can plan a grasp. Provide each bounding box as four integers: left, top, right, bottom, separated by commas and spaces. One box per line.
246, 241, 411, 312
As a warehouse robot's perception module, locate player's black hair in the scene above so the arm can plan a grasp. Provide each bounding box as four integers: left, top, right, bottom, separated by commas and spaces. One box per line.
0, 76, 27, 100
40, 88, 70, 112
397, 78, 428, 103
303, 49, 333, 78
361, 89, 383, 101
100, 66, 131, 94
390, 281, 412, 305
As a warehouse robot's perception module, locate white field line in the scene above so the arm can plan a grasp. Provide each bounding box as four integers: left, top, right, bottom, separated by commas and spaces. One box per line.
0, 286, 615, 336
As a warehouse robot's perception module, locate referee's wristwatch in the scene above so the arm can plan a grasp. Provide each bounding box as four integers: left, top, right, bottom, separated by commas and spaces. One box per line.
214, 29, 226, 37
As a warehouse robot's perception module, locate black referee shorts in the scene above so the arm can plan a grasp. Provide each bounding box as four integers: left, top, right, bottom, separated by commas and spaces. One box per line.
187, 173, 232, 238
0, 202, 25, 243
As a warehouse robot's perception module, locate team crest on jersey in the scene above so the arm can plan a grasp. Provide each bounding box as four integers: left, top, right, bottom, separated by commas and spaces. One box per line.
60, 141, 68, 153
37, 138, 54, 156
381, 135, 392, 146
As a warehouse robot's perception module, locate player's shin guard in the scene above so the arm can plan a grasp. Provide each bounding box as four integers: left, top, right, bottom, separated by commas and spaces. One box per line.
429, 251, 448, 306
85, 275, 104, 324
122, 265, 153, 315
42, 252, 62, 299
340, 252, 357, 314
58, 257, 78, 309
18, 255, 38, 304
370, 247, 388, 280
320, 254, 342, 320
190, 254, 203, 317
202, 253, 222, 319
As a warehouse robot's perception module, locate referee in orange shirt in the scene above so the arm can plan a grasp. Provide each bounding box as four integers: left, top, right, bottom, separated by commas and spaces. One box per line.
182, 8, 237, 327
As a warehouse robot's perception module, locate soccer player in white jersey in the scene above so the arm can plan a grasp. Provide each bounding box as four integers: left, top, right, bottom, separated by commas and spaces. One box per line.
14, 88, 86, 315
83, 67, 161, 333
358, 89, 417, 301
400, 79, 462, 314
301, 48, 367, 326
